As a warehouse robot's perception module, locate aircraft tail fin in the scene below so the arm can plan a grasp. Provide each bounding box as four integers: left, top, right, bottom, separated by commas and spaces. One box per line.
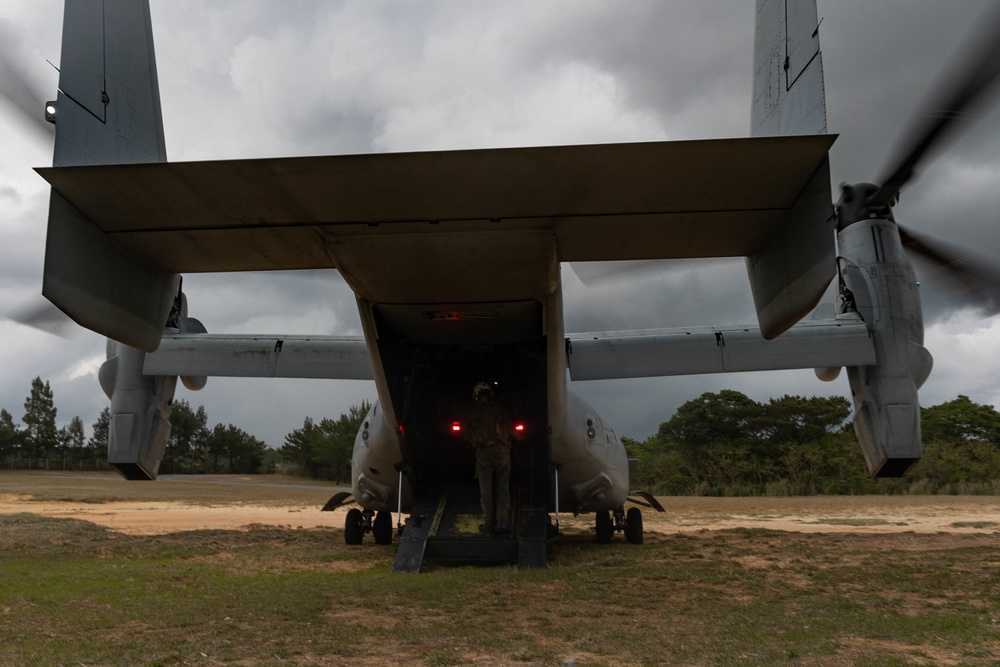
745, 0, 834, 339
43, 0, 177, 353
752, 0, 827, 136
52, 0, 166, 166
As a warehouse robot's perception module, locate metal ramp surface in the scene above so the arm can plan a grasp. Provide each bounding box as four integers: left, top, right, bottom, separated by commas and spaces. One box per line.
392, 483, 549, 573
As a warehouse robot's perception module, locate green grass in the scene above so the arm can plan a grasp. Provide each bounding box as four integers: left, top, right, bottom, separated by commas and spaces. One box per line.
0, 470, 343, 506
1, 514, 998, 666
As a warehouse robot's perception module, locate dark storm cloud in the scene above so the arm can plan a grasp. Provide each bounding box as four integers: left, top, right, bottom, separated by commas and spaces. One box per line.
817, 1, 1000, 323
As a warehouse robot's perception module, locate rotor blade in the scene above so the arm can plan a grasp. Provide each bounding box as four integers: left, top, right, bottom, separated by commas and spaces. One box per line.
0, 24, 54, 144
4, 299, 76, 338
569, 260, 672, 287
871, 5, 1000, 207
899, 225, 1000, 316
569, 258, 738, 288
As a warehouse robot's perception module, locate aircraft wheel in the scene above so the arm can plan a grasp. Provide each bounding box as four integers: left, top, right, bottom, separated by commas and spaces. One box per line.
625, 507, 643, 545
373, 511, 393, 545
595, 509, 613, 544
344, 508, 364, 545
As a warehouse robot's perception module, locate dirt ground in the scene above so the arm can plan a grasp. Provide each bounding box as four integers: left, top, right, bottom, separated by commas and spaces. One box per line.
1, 472, 998, 536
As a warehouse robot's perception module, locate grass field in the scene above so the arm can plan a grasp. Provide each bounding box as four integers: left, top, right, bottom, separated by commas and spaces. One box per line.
1, 472, 999, 666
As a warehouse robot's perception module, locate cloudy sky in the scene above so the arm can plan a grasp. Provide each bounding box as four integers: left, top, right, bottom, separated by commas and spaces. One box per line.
2, 0, 1000, 449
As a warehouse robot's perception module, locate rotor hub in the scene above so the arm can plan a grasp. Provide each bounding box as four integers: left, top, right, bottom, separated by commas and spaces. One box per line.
836, 183, 896, 231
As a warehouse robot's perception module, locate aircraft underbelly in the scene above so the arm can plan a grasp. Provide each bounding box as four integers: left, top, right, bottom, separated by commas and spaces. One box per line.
330, 229, 559, 306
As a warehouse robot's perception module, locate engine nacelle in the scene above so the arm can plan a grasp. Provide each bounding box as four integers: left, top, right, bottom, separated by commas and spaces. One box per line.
96, 291, 207, 480
99, 338, 177, 480
836, 184, 933, 477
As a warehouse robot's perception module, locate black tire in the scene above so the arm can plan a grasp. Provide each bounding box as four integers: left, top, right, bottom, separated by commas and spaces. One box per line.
373, 511, 393, 545
625, 507, 643, 545
595, 509, 613, 544
344, 508, 364, 545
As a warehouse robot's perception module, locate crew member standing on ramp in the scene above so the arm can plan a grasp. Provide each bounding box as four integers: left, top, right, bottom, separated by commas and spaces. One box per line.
467, 382, 513, 536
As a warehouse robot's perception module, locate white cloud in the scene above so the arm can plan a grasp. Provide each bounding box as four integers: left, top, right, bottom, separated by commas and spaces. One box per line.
922, 311, 1000, 407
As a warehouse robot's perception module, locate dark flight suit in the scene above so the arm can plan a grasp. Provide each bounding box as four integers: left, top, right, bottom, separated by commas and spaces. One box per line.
466, 402, 512, 531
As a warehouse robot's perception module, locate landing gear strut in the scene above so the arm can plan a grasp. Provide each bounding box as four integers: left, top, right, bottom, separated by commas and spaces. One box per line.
593, 506, 643, 545
344, 509, 394, 545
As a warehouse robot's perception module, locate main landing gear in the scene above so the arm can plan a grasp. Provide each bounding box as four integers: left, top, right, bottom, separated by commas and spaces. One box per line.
344, 508, 394, 545
594, 506, 643, 545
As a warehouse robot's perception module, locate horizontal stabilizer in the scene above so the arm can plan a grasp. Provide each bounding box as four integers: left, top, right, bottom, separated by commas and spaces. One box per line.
36, 136, 834, 272
567, 314, 874, 381
143, 334, 372, 380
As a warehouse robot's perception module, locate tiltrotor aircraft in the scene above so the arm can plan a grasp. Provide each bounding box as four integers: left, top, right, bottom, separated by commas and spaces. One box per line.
4, 0, 1000, 571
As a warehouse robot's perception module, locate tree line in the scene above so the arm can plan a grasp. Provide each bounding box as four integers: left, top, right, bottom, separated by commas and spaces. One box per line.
625, 390, 1000, 496
0, 377, 275, 475
0, 376, 367, 479
3, 376, 998, 493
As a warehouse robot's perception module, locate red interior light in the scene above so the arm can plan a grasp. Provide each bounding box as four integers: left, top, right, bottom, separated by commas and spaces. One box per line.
513, 423, 525, 433
451, 422, 462, 433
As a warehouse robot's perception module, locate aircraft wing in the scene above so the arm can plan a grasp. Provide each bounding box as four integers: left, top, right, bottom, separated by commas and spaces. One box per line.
567, 315, 874, 380
143, 334, 372, 380
141, 314, 873, 383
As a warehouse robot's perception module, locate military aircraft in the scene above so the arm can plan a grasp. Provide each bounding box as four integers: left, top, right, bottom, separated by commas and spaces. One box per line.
3, 0, 1000, 571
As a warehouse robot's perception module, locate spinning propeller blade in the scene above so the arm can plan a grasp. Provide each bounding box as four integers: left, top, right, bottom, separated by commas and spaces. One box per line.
871, 5, 1000, 207
5, 299, 76, 339
836, 5, 1000, 316
897, 225, 1000, 316
0, 24, 54, 145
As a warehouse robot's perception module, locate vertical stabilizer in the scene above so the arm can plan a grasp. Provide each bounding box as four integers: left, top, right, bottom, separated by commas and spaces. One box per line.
43, 0, 177, 353
53, 0, 166, 166
752, 0, 827, 136
745, 0, 834, 339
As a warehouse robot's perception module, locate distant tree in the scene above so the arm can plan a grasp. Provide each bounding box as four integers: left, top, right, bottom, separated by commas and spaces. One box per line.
760, 395, 851, 444
313, 402, 370, 481
162, 400, 209, 473
914, 437, 1000, 489
204, 423, 268, 474
57, 416, 86, 457
0, 409, 24, 459
279, 402, 370, 480
648, 391, 871, 494
912, 396, 1000, 489
89, 407, 111, 456
921, 395, 1000, 444
623, 435, 684, 492
777, 429, 872, 495
281, 417, 320, 475
655, 390, 766, 487
22, 377, 57, 459
657, 389, 761, 448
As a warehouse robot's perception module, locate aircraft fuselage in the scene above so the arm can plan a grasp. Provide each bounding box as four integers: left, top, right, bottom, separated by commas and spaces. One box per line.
334, 230, 629, 515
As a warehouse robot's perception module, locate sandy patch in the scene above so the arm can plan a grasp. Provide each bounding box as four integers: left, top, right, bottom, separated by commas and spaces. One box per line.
1, 491, 998, 536
0, 496, 351, 534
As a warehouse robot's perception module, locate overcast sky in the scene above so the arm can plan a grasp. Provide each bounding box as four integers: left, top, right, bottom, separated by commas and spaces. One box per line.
2, 1, 1000, 449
